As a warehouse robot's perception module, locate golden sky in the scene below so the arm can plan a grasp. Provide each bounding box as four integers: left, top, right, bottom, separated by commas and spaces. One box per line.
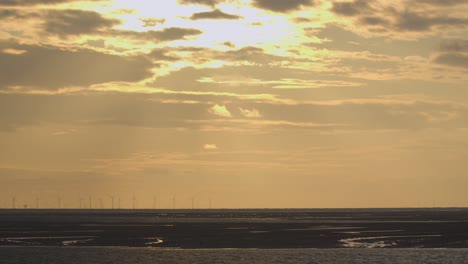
1, 0, 468, 209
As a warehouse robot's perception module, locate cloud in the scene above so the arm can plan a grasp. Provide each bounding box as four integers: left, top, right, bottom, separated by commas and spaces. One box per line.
0, 41, 153, 90
415, 0, 468, 6
330, 1, 468, 35
1, 48, 27, 55
359, 16, 390, 26
239, 108, 262, 118
396, 12, 468, 31
439, 39, 468, 52
154, 63, 362, 94
331, 0, 368, 16
0, 9, 22, 19
203, 144, 218, 150
2, 92, 468, 133
44, 9, 120, 37
220, 46, 283, 64
0, 93, 208, 131
253, 0, 314, 12
140, 18, 165, 27
208, 104, 232, 117
178, 0, 224, 6
148, 49, 179, 61
190, 9, 242, 20
433, 53, 468, 68
39, 9, 200, 41
0, 0, 105, 6
150, 46, 286, 71
222, 41, 235, 48
115, 27, 202, 41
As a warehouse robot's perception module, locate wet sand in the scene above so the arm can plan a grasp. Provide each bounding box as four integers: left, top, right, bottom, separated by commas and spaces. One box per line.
1, 208, 468, 248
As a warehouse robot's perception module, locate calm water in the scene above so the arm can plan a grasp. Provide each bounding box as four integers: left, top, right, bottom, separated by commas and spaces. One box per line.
1, 247, 468, 264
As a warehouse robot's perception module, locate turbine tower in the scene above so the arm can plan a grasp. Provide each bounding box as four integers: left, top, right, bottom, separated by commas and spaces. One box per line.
35, 196, 40, 209
12, 196, 16, 209
172, 195, 176, 210
109, 195, 115, 209
132, 193, 136, 210
57, 196, 62, 209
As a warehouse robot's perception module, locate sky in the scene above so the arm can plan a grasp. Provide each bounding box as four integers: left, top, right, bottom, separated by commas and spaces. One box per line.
1, 0, 468, 209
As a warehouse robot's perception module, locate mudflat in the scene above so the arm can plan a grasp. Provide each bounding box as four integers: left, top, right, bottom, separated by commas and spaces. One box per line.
1, 208, 467, 248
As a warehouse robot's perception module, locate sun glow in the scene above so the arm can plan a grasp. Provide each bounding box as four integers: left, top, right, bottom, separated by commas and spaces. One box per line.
103, 0, 301, 52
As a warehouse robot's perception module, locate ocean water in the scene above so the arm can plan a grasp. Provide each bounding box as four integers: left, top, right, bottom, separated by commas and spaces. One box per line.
1, 247, 468, 264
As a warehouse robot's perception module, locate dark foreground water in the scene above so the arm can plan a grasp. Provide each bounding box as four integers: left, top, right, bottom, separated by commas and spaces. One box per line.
2, 208, 468, 248
1, 247, 468, 264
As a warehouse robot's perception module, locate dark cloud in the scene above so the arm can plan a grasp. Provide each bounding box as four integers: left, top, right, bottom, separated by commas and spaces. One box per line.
178, 0, 224, 6
415, 0, 468, 6
439, 39, 468, 52
145, 27, 202, 41
221, 46, 284, 64
253, 0, 314, 12
152, 46, 287, 69
359, 16, 389, 26
0, 0, 105, 6
44, 9, 120, 37
0, 41, 153, 90
222, 41, 235, 48
309, 25, 439, 56
0, 9, 21, 18
330, 1, 468, 33
42, 9, 200, 40
114, 27, 202, 41
190, 9, 242, 20
0, 9, 41, 19
140, 18, 165, 27
433, 53, 468, 68
331, 0, 368, 16
293, 17, 314, 23
148, 49, 180, 61
396, 12, 468, 31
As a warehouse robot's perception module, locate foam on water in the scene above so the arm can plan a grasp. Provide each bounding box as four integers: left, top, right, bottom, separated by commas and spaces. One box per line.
340, 235, 443, 248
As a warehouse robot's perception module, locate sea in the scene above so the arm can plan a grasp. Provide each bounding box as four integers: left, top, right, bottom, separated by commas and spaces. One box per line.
1, 247, 468, 264
2, 208, 468, 263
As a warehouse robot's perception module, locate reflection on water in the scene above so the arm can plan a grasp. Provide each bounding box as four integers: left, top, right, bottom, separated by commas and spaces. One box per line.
340, 235, 443, 248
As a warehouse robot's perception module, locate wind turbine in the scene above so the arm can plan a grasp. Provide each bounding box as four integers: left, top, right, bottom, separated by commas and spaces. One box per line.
57, 196, 62, 209
132, 193, 136, 210
108, 195, 116, 209
12, 196, 16, 209
172, 195, 176, 210
153, 194, 157, 209
118, 197, 121, 209
35, 195, 40, 209
89, 196, 92, 209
